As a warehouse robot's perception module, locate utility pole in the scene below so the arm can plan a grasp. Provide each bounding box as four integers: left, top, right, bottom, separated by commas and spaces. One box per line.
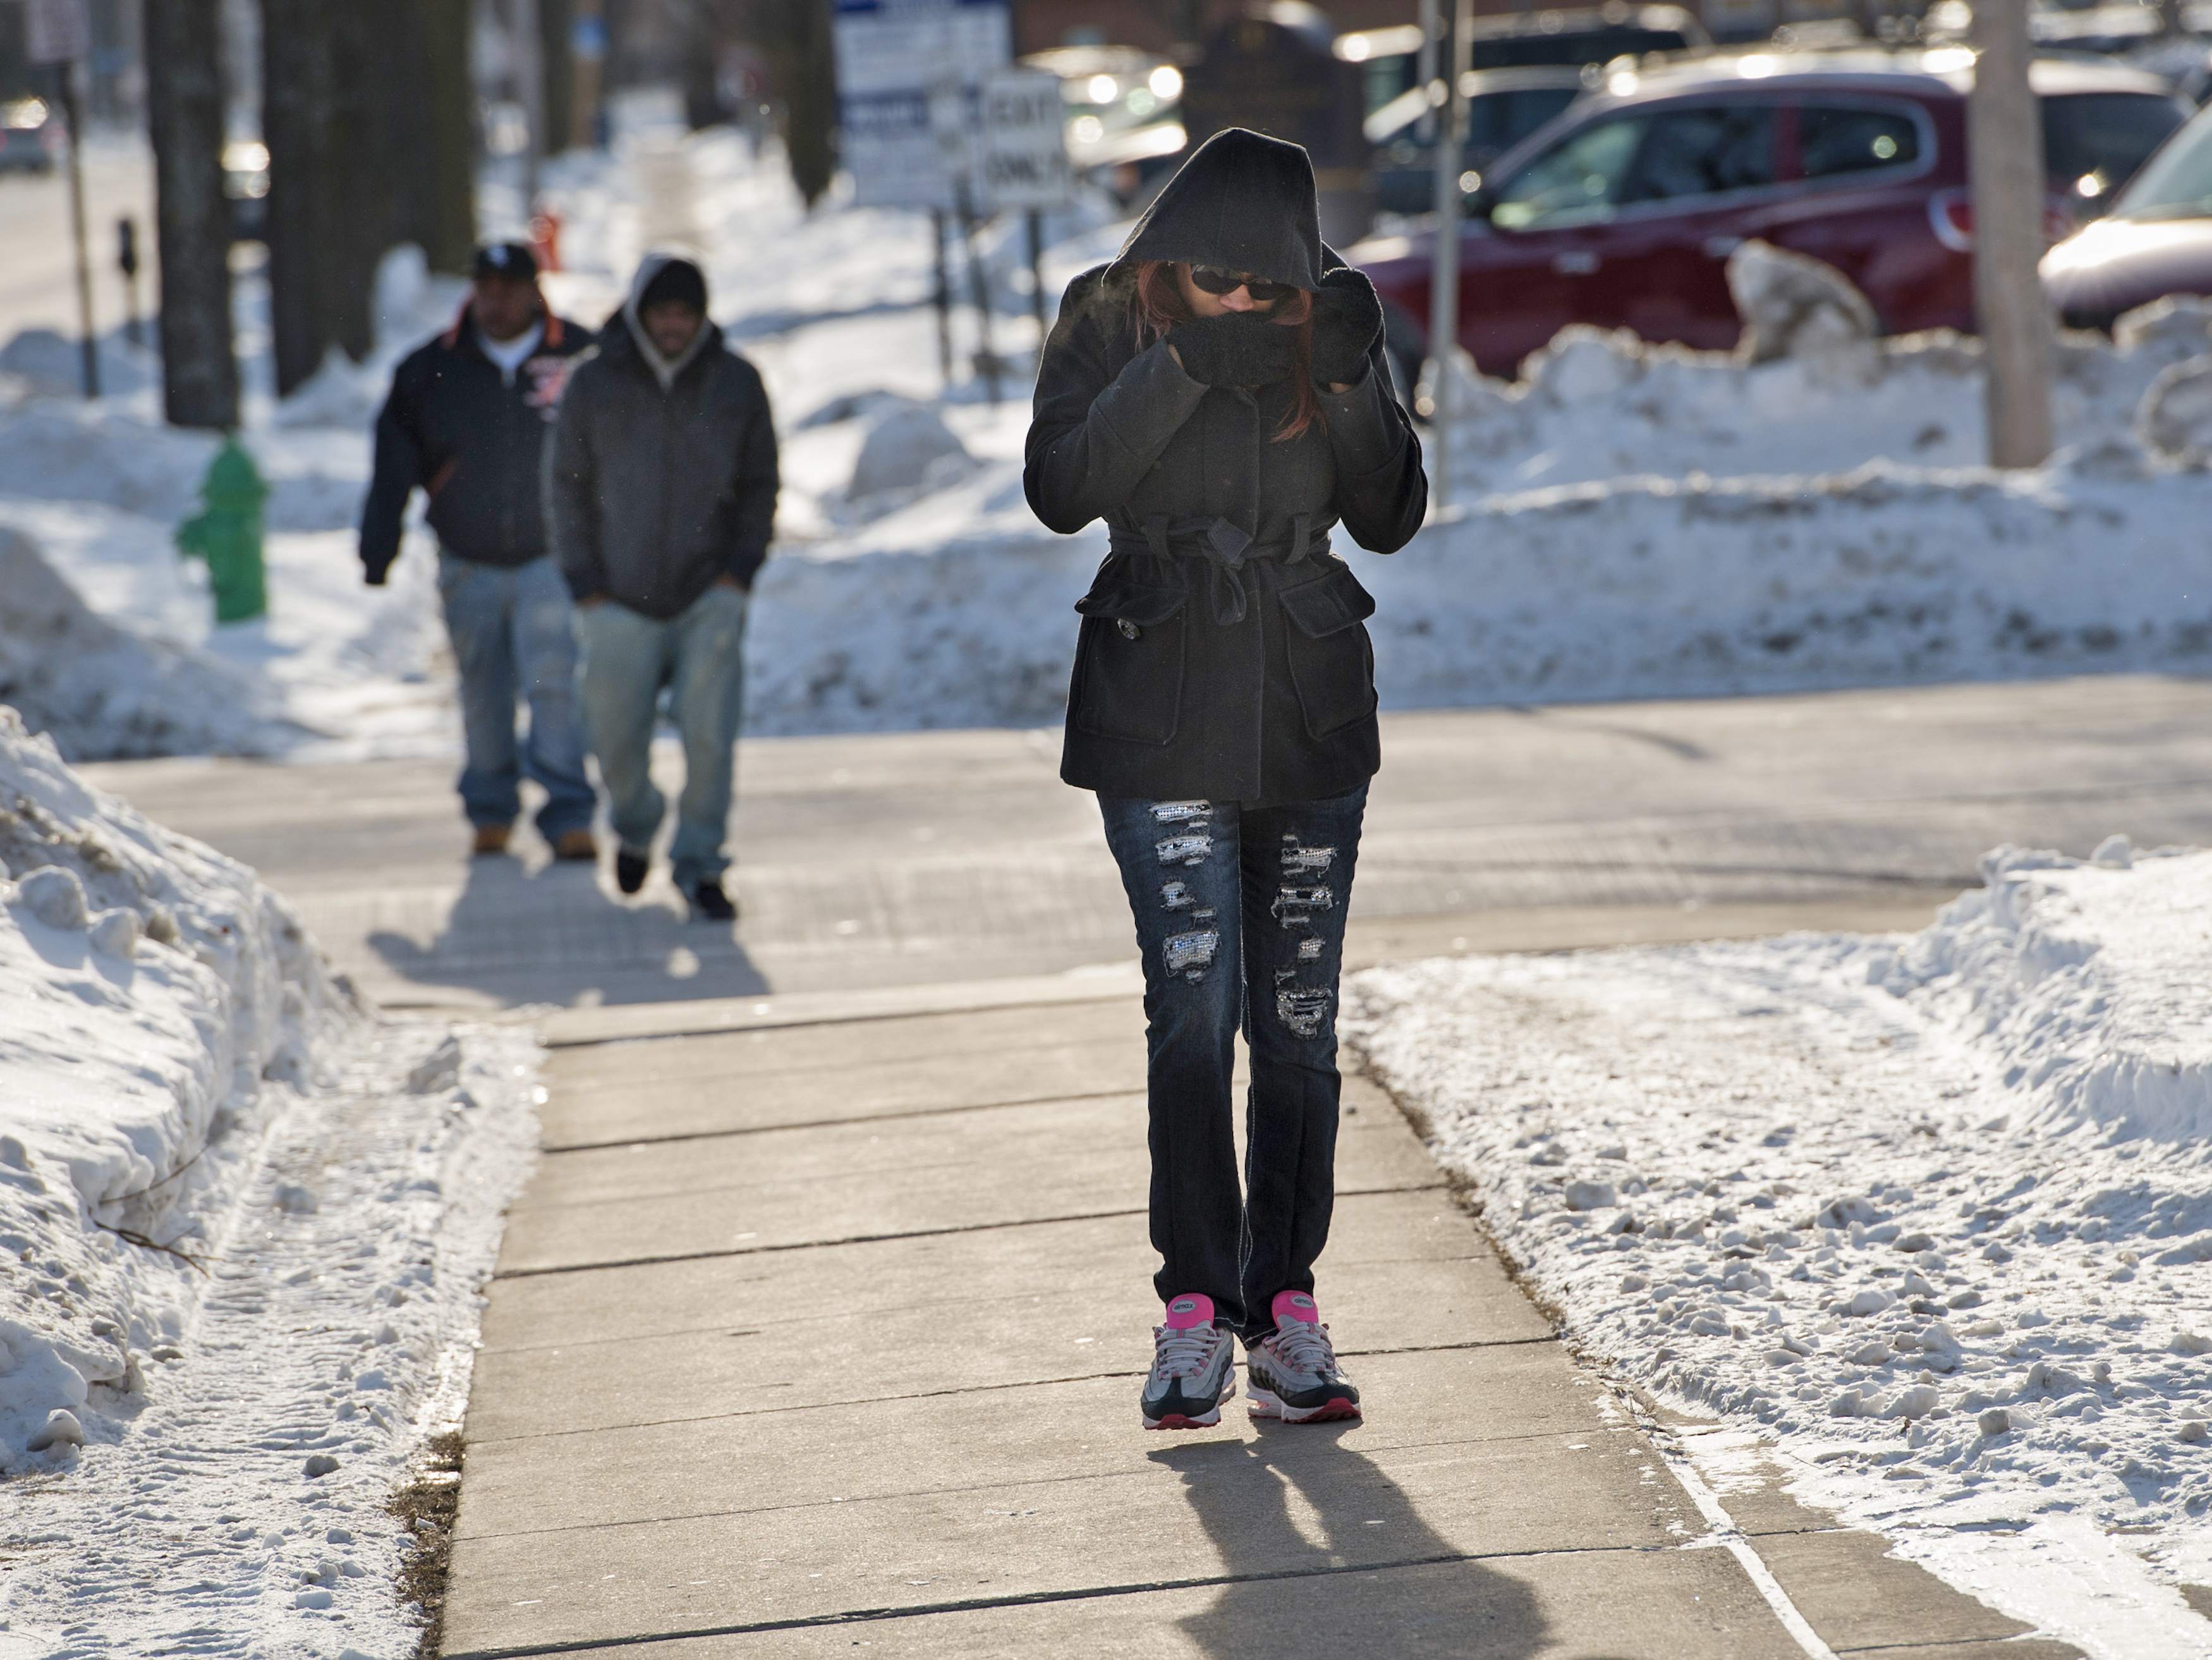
1426, 0, 1471, 510
27, 0, 97, 398
143, 0, 240, 428
1969, 0, 2054, 468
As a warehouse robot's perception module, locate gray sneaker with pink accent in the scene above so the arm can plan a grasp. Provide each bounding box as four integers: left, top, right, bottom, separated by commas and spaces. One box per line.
1246, 1290, 1360, 1423
1141, 1292, 1237, 1430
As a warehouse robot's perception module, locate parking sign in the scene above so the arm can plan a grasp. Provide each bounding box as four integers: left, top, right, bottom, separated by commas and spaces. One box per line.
25, 0, 90, 64
832, 0, 1011, 210
976, 68, 1072, 213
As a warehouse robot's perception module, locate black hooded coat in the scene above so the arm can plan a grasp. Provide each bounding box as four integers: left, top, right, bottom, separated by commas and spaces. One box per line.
543, 254, 780, 619
1026, 128, 1426, 804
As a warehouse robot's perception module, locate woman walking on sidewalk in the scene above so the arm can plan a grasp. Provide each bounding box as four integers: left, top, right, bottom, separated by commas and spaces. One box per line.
1024, 129, 1427, 1430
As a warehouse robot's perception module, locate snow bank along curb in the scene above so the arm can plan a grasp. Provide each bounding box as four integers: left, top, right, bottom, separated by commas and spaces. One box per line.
0, 526, 301, 760
1346, 845, 2212, 1658
0, 712, 538, 1654
739, 451, 2212, 733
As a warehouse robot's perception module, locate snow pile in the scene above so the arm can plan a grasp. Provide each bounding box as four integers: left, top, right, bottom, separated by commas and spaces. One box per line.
1878, 840, 2212, 1143
0, 524, 300, 759
1348, 846, 2212, 1657
1442, 296, 2212, 494
0, 714, 538, 1654
1726, 238, 1879, 370
1359, 455, 2212, 709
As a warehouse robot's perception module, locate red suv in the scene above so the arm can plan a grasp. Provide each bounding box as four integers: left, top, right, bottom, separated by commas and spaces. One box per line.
1356, 49, 2188, 379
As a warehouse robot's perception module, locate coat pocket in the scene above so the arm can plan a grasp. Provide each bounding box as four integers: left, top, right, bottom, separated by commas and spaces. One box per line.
1071, 575, 1189, 746
1277, 565, 1379, 739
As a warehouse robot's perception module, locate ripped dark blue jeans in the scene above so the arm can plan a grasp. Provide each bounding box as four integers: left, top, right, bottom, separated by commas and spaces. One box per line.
1098, 785, 1368, 1343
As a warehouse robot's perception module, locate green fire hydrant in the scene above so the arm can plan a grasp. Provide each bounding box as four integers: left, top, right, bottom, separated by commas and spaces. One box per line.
176, 437, 269, 624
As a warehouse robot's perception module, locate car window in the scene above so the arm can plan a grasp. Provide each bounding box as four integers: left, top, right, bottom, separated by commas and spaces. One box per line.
1619, 103, 1778, 205
1466, 86, 1583, 157
1490, 115, 1648, 228
1799, 106, 1921, 180
2043, 92, 2187, 199
2111, 106, 2212, 221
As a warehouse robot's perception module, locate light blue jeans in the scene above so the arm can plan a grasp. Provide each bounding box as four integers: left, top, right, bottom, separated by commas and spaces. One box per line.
436, 552, 595, 838
576, 583, 748, 889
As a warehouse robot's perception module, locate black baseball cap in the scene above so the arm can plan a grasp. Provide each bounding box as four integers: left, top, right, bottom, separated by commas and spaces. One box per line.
472, 241, 539, 281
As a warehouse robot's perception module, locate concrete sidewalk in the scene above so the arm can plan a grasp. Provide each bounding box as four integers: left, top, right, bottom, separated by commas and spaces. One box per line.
441, 982, 2079, 1660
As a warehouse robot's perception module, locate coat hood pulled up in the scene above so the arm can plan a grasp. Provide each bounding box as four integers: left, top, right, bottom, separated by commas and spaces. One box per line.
618, 252, 714, 390
1110, 128, 1325, 292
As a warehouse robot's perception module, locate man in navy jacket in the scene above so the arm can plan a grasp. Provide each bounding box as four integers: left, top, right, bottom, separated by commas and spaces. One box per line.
360, 242, 598, 860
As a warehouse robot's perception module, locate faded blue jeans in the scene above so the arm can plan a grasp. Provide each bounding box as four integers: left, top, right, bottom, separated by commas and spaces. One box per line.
575, 583, 748, 890
436, 552, 595, 838
1098, 785, 1368, 1343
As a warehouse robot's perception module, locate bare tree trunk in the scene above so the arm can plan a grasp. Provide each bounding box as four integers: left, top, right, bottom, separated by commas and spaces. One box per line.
540, 0, 575, 156
1970, 0, 2053, 468
262, 0, 383, 394
750, 0, 833, 204
681, 0, 723, 131
262, 0, 332, 395
324, 6, 380, 363
144, 0, 239, 429
422, 0, 479, 271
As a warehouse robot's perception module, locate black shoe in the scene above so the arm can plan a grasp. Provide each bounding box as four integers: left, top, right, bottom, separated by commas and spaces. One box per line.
690, 879, 736, 922
614, 849, 649, 895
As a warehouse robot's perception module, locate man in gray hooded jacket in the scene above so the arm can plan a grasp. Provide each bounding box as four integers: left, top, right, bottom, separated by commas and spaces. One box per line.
544, 253, 779, 921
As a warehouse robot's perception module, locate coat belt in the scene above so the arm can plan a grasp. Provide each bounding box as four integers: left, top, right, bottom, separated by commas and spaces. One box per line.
1106, 513, 1321, 625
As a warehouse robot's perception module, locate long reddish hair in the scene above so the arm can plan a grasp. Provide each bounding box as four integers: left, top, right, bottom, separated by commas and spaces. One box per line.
1132, 260, 1321, 442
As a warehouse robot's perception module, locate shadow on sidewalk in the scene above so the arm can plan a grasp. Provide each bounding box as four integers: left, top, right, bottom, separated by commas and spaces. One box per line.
1152, 1427, 1562, 1659
366, 851, 768, 1006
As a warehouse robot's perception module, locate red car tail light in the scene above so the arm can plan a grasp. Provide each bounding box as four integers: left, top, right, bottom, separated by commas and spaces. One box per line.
1927, 188, 2075, 255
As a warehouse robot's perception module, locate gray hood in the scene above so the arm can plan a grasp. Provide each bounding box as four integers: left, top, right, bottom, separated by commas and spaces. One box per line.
621, 252, 714, 391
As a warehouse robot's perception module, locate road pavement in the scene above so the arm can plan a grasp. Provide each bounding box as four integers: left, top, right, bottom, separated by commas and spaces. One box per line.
82, 673, 2212, 1013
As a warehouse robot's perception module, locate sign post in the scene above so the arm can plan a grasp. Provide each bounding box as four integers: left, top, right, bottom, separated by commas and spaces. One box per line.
1426, 0, 1472, 511
833, 0, 1014, 394
28, 0, 97, 400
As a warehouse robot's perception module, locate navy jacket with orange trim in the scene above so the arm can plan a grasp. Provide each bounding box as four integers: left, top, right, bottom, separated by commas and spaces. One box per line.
358, 302, 593, 583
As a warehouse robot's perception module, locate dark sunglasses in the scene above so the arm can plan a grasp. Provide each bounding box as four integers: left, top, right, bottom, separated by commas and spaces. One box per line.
1187, 264, 1299, 303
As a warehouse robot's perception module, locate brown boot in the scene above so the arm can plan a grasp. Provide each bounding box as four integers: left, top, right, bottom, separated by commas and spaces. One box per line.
471, 823, 513, 857
552, 829, 598, 863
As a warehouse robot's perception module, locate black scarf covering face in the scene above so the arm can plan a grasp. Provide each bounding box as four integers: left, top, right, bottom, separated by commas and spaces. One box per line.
1166, 311, 1299, 388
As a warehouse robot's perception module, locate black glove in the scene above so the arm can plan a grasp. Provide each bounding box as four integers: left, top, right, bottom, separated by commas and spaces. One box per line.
1167, 312, 1298, 389
362, 556, 392, 589
1308, 267, 1384, 389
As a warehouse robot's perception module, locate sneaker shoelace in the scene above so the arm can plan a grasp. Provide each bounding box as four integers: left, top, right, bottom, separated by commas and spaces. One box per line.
1272, 1320, 1340, 1381
1152, 1326, 1219, 1381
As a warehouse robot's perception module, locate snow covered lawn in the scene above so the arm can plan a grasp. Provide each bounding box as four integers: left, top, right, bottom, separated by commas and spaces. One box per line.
0, 714, 536, 1657
1348, 841, 2212, 1659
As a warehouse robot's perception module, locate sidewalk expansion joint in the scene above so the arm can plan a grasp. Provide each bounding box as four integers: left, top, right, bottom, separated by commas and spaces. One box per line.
538, 1089, 1144, 1154
489, 1183, 1450, 1281
463, 1334, 1562, 1449
544, 990, 1140, 1051
442, 1539, 1682, 1659
458, 1416, 1619, 1549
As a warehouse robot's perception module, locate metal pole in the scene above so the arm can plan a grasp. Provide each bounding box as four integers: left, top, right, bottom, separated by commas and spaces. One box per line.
1026, 206, 1047, 347
1416, 0, 1440, 145
1426, 0, 1470, 509
957, 181, 999, 405
57, 63, 99, 400
932, 208, 955, 390
513, 0, 546, 214
1969, 0, 2053, 467
117, 215, 141, 348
